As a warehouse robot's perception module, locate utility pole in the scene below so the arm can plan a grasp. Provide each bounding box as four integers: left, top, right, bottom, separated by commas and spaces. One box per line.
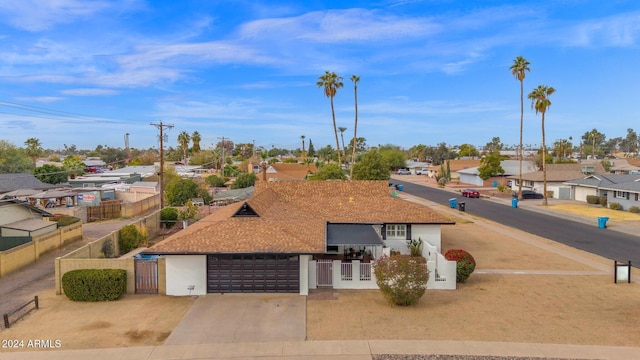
218, 136, 226, 176
151, 121, 174, 209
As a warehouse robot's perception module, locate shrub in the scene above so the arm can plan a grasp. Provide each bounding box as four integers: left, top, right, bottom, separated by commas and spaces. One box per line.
205, 174, 226, 187
406, 237, 423, 257
444, 249, 476, 283
160, 207, 179, 229
101, 239, 115, 258
373, 255, 428, 306
629, 206, 639, 214
118, 224, 147, 255
599, 196, 608, 207
50, 215, 81, 227
609, 202, 623, 210
586, 195, 600, 204
62, 269, 126, 301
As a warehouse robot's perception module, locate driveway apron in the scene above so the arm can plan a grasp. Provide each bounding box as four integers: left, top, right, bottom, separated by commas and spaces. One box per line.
164, 293, 306, 345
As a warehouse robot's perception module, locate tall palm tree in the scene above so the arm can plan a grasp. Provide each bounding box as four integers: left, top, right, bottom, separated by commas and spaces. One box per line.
317, 71, 344, 166
510, 56, 530, 200
24, 137, 43, 166
191, 131, 202, 153
177, 131, 191, 164
300, 135, 306, 158
338, 126, 347, 158
528, 85, 555, 206
350, 75, 360, 179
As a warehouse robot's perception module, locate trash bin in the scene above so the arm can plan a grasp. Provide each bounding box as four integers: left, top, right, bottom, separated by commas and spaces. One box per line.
492, 181, 498, 187
511, 198, 519, 208
597, 216, 609, 229
396, 184, 403, 191
449, 198, 457, 208
458, 202, 466, 212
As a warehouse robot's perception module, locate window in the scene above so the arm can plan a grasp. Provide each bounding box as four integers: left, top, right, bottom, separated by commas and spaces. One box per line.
386, 224, 406, 239
615, 191, 627, 199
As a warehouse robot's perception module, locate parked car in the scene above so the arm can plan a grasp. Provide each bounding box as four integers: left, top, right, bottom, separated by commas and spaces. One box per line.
396, 169, 411, 175
416, 168, 429, 175
461, 188, 480, 198
517, 190, 544, 199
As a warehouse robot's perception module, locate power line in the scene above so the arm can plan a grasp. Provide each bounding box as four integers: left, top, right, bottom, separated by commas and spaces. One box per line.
0, 100, 130, 124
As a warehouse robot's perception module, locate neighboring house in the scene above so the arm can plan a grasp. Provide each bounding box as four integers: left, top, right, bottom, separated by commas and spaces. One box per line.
144, 180, 456, 296
564, 174, 640, 208
424, 159, 482, 180
458, 160, 537, 187
258, 163, 318, 182
606, 159, 640, 175
128, 181, 159, 194
212, 186, 254, 205
509, 163, 606, 199
0, 173, 57, 194
405, 161, 432, 175
84, 158, 106, 173
0, 199, 54, 251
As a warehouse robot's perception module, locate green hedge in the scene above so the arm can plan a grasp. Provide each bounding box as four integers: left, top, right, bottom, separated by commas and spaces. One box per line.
160, 207, 179, 229
62, 269, 126, 301
50, 214, 81, 227
586, 195, 600, 205
119, 224, 147, 254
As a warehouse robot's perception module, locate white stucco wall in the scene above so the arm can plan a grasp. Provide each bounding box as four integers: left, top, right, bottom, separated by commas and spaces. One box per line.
165, 255, 207, 296
412, 224, 442, 253
299, 255, 310, 295
0, 205, 39, 226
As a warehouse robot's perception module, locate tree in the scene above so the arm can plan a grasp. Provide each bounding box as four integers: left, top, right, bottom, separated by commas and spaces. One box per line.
378, 144, 407, 170
553, 138, 573, 159
317, 145, 336, 163
483, 137, 504, 154
62, 155, 86, 178
317, 71, 344, 165
373, 255, 429, 306
620, 128, 638, 157
338, 126, 347, 158
352, 149, 390, 180
308, 163, 346, 180
24, 138, 43, 166
231, 172, 257, 189
350, 74, 360, 180
582, 129, 605, 158
510, 56, 530, 200
528, 85, 556, 206
307, 139, 315, 157
477, 151, 505, 180
458, 144, 478, 159
164, 177, 210, 206
177, 131, 191, 163
300, 135, 306, 158
205, 174, 226, 187
191, 131, 202, 153
0, 140, 33, 173
33, 164, 67, 184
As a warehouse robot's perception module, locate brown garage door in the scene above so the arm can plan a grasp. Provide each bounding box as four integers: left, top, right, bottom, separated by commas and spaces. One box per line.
207, 254, 299, 293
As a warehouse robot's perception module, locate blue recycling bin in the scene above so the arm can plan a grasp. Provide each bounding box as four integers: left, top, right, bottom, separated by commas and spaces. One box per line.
511, 198, 519, 208
597, 216, 609, 229
396, 184, 403, 191
449, 198, 457, 208
492, 181, 498, 187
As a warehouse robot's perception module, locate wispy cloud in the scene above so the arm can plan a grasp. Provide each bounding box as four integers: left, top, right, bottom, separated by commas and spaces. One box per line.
566, 11, 640, 47
14, 96, 64, 103
0, 0, 116, 31
61, 88, 119, 96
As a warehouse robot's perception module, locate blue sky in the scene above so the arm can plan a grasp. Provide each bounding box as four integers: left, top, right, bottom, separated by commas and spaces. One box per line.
1, 0, 639, 153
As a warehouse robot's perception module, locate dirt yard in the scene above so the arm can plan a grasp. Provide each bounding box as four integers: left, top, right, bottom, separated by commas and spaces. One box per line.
3, 191, 640, 351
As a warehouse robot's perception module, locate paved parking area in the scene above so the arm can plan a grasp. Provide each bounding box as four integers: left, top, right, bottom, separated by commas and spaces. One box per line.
163, 293, 306, 345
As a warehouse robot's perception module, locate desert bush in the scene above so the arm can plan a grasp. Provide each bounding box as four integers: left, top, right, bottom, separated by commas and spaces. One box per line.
373, 255, 428, 306
160, 207, 179, 229
50, 214, 81, 227
599, 196, 608, 207
629, 206, 639, 213
586, 195, 600, 204
609, 202, 623, 210
406, 237, 423, 257
118, 224, 147, 255
101, 239, 115, 258
62, 269, 126, 301
444, 249, 476, 283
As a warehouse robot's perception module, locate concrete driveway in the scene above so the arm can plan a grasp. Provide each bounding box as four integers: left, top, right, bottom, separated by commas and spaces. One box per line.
164, 293, 306, 345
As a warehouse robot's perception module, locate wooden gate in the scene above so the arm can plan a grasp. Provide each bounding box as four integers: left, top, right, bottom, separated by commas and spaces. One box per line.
316, 259, 333, 288
87, 200, 122, 222
135, 258, 158, 294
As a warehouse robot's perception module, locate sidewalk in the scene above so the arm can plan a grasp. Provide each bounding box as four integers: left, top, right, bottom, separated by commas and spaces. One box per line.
5, 339, 640, 359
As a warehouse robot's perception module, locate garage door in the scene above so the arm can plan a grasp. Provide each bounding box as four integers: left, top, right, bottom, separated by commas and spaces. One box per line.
207, 254, 299, 293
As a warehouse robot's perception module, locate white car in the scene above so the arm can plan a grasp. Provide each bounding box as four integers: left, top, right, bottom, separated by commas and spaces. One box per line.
396, 169, 411, 175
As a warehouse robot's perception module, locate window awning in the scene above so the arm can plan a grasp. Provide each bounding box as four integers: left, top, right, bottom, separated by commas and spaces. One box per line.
326, 223, 384, 246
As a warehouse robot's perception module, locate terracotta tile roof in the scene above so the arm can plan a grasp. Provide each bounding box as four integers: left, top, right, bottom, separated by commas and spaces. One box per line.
148, 180, 453, 255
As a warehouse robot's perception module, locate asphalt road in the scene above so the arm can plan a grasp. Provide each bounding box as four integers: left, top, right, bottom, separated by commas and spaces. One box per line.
392, 179, 640, 268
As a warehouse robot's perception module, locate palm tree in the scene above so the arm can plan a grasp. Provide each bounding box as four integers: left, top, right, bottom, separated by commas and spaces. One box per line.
510, 56, 530, 200
191, 131, 202, 153
350, 75, 360, 179
300, 135, 306, 158
177, 131, 191, 164
528, 85, 556, 206
317, 71, 344, 166
24, 137, 43, 166
338, 127, 347, 158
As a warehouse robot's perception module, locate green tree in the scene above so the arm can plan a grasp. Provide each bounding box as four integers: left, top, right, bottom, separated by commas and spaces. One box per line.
307, 139, 315, 157
483, 136, 504, 154
620, 128, 638, 156
24, 137, 43, 166
0, 140, 33, 173
510, 56, 530, 200
33, 164, 67, 184
177, 131, 191, 163
317, 145, 336, 163
528, 84, 556, 206
378, 144, 407, 170
178, 200, 199, 223
582, 128, 606, 158
189, 150, 217, 167
352, 149, 390, 180
165, 177, 201, 206
350, 74, 360, 179
308, 163, 346, 180
191, 131, 202, 153
62, 155, 86, 178
458, 144, 478, 159
317, 71, 344, 165
205, 174, 227, 187
231, 172, 257, 189
477, 151, 505, 180
338, 126, 347, 158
